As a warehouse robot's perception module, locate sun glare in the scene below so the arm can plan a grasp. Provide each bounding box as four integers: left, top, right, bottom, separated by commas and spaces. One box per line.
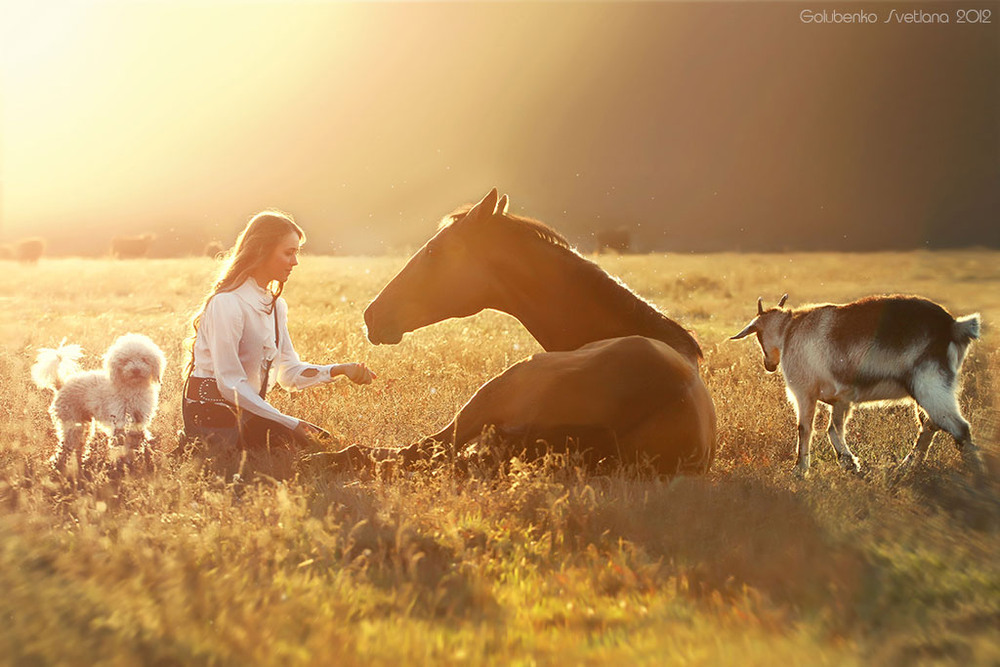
0, 2, 90, 86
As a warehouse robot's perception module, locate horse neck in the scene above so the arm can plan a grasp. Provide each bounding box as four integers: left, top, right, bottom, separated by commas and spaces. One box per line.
487, 236, 695, 358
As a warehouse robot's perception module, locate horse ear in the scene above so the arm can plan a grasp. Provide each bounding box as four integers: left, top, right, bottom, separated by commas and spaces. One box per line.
468, 188, 499, 220
757, 297, 764, 316
497, 194, 509, 216
778, 293, 788, 308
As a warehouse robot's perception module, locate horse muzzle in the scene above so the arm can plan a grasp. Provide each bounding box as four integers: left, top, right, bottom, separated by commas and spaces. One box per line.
363, 307, 403, 345
367, 327, 403, 345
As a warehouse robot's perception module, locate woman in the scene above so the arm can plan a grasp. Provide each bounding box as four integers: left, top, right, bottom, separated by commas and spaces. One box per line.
182, 210, 375, 448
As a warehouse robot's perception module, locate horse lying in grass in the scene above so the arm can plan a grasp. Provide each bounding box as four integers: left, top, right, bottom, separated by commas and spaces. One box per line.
330, 188, 715, 475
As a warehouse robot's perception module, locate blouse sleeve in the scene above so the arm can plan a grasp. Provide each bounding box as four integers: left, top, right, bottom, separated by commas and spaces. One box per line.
201, 294, 300, 430
272, 298, 336, 391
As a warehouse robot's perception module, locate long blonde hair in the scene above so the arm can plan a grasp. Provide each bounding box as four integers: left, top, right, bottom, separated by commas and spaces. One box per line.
184, 210, 305, 380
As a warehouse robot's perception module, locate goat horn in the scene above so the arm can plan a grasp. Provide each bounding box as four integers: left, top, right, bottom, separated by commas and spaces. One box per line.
778, 293, 788, 308
730, 320, 757, 340
757, 297, 764, 315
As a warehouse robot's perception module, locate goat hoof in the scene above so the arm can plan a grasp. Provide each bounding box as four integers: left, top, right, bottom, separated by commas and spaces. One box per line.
839, 455, 860, 474
890, 455, 918, 483
960, 450, 989, 485
792, 464, 810, 479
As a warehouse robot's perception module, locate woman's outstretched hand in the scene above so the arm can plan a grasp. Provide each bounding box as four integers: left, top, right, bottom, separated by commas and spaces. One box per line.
341, 362, 376, 385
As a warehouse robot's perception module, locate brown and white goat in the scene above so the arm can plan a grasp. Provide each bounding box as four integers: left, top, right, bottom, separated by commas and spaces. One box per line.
731, 294, 984, 478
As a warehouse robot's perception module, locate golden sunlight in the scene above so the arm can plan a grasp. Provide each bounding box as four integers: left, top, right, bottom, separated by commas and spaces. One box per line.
0, 3, 90, 84
0, 2, 995, 254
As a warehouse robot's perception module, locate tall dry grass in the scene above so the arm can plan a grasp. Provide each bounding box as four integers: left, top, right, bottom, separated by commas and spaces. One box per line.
1, 251, 997, 665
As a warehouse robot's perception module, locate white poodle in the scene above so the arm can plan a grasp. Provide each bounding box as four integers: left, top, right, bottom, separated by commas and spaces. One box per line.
32, 333, 166, 473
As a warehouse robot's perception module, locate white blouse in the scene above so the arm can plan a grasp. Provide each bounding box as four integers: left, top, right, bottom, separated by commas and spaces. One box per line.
191, 277, 334, 430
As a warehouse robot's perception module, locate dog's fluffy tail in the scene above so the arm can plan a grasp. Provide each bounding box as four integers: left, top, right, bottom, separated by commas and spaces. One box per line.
31, 342, 83, 391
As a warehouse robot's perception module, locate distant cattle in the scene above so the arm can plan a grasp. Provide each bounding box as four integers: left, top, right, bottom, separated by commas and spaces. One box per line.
15, 238, 46, 264
111, 234, 156, 259
204, 240, 225, 259
595, 227, 631, 254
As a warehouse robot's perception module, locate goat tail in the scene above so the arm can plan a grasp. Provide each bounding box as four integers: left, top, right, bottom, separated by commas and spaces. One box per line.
947, 314, 980, 376
953, 313, 981, 345
31, 341, 83, 391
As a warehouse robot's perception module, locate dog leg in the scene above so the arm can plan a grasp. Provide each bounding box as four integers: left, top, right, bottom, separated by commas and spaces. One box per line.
52, 422, 88, 473
106, 427, 129, 476
80, 422, 98, 465
124, 426, 146, 470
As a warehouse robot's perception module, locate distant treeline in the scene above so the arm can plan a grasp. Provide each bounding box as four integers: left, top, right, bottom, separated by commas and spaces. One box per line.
4, 211, 999, 258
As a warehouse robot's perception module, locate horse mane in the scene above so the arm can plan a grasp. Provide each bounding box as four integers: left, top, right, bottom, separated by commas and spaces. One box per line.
441, 205, 571, 248
561, 247, 704, 362
443, 204, 703, 361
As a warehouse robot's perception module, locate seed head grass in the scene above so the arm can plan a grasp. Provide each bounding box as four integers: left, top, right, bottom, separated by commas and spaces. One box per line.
1, 251, 997, 664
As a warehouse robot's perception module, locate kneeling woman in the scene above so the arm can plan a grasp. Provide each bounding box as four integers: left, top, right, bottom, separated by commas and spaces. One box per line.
182, 210, 375, 448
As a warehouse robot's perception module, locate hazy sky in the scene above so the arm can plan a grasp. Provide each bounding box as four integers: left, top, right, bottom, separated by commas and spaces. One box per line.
2, 1, 998, 254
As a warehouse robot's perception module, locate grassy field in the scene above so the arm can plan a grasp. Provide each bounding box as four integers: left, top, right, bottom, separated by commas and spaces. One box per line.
1, 251, 998, 665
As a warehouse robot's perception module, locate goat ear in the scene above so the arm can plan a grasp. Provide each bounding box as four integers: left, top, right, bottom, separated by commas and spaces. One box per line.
497, 194, 509, 216
778, 293, 788, 308
731, 320, 757, 340
757, 297, 764, 316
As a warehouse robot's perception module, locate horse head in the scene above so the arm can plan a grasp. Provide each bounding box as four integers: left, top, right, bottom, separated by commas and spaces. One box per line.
364, 187, 508, 345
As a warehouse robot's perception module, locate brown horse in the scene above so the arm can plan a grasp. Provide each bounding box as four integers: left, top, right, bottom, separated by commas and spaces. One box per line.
392, 335, 715, 473
352, 188, 715, 474
365, 188, 701, 361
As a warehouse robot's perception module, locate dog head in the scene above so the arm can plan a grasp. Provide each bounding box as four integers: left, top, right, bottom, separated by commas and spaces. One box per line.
104, 333, 166, 388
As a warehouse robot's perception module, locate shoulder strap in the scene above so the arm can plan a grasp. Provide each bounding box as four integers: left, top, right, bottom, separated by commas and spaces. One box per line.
274, 302, 280, 349
259, 304, 280, 398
